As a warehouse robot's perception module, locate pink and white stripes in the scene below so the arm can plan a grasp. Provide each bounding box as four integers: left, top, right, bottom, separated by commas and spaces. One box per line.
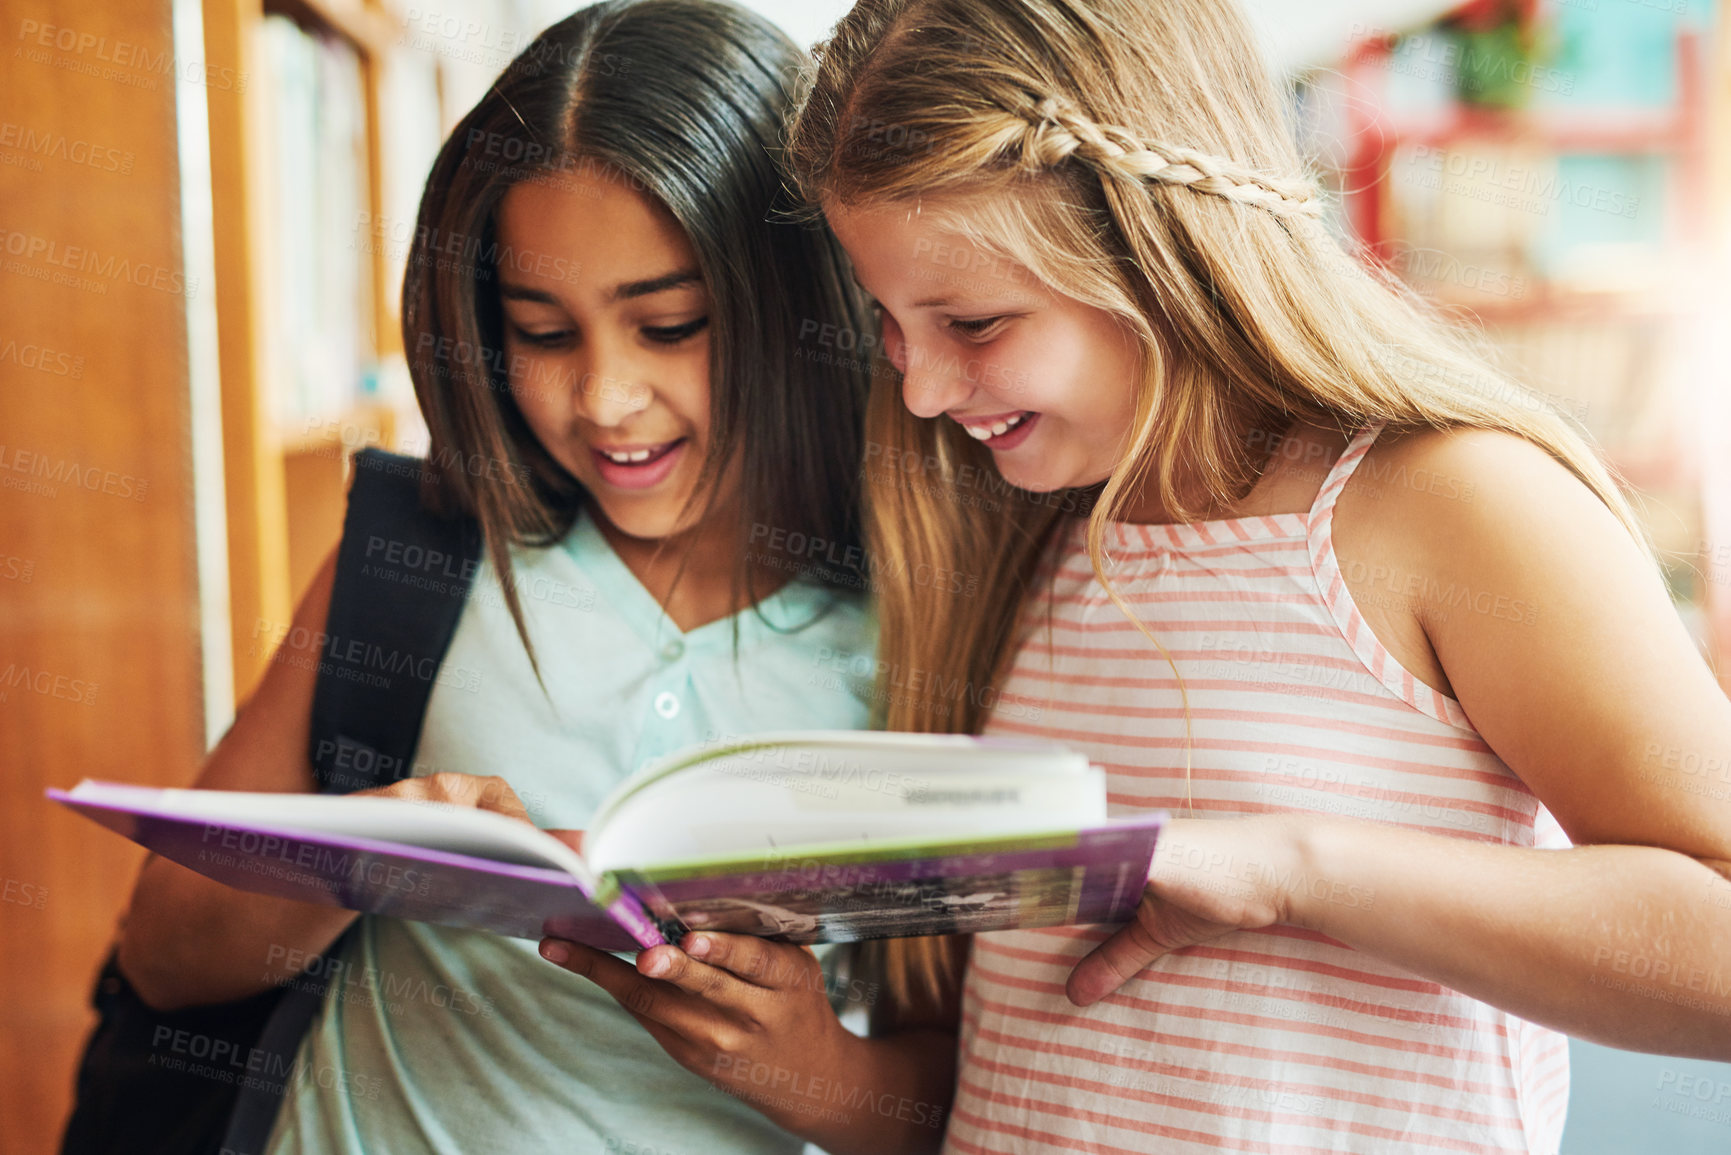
946, 425, 1570, 1155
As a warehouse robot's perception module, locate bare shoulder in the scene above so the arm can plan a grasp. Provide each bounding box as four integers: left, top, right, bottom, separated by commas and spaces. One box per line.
1343, 423, 1630, 560
1238, 416, 1629, 567
1329, 423, 1631, 700
1360, 422, 1591, 495
1345, 426, 1731, 854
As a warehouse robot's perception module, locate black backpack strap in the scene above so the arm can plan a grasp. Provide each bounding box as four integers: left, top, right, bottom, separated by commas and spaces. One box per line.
309, 448, 484, 794
219, 449, 482, 1154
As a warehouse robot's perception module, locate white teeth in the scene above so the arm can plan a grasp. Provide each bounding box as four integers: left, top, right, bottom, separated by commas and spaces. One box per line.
602, 446, 663, 464
964, 412, 1029, 440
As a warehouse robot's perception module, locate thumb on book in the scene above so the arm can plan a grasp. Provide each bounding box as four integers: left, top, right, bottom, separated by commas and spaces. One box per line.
546, 829, 584, 855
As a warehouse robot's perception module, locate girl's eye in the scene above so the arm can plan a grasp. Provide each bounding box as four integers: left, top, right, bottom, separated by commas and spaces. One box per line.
642, 317, 710, 345
948, 315, 1008, 339
512, 327, 573, 348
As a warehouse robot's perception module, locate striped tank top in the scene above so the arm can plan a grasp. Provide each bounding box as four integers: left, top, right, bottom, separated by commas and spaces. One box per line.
947, 424, 1571, 1155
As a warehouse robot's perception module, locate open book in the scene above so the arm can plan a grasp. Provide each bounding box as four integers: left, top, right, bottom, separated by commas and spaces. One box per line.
49, 731, 1163, 952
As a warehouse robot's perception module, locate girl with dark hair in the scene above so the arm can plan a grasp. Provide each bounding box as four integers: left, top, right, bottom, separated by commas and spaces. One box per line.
115, 2, 952, 1151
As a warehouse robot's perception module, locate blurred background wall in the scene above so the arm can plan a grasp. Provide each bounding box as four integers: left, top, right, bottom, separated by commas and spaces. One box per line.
0, 0, 1726, 1151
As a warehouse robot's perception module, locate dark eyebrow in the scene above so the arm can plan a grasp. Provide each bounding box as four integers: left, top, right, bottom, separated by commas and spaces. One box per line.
497, 269, 705, 308
608, 269, 703, 303
499, 284, 561, 305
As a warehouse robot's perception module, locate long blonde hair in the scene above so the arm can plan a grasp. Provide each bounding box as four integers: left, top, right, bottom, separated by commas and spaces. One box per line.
785, 0, 1648, 1014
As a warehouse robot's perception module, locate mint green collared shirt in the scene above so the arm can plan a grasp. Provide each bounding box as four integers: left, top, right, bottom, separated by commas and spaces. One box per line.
264, 508, 875, 1155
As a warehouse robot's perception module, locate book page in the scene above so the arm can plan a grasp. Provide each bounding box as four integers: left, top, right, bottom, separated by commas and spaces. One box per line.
585, 735, 1103, 875
60, 781, 595, 882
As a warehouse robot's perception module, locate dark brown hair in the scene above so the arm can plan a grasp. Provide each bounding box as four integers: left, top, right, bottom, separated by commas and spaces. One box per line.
402, 0, 874, 660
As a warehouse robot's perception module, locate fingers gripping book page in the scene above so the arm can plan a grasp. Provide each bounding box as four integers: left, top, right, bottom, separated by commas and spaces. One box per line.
49, 732, 1164, 950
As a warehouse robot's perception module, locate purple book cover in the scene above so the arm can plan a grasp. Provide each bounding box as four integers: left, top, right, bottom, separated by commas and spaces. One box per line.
49, 784, 1163, 949
47, 787, 656, 952
614, 819, 1164, 945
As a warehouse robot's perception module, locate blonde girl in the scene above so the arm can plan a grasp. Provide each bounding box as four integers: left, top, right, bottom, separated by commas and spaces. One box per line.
772, 0, 1731, 1151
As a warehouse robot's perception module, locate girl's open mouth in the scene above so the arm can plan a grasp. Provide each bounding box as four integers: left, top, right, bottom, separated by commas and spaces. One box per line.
591, 438, 687, 490
961, 411, 1039, 450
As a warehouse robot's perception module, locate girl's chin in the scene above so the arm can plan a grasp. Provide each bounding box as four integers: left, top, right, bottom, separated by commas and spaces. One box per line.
587, 494, 692, 543
996, 461, 1101, 498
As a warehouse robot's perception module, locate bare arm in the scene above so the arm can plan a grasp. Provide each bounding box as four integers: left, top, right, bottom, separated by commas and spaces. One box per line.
1068, 430, 1731, 1058
117, 549, 534, 1010
116, 551, 359, 1010
1288, 429, 1731, 1055
1294, 821, 1731, 1055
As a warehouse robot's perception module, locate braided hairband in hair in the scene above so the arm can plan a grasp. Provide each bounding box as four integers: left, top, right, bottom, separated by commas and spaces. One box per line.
1016, 95, 1323, 218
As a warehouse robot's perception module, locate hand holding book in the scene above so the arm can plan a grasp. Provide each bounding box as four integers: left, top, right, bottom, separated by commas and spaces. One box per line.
51, 731, 1165, 953
1065, 813, 1306, 1008
541, 929, 958, 1154
355, 770, 538, 824
540, 932, 866, 1130
353, 770, 586, 862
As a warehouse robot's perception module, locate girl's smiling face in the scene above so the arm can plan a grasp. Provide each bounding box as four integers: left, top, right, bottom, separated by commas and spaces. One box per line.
495, 172, 727, 542
825, 198, 1143, 496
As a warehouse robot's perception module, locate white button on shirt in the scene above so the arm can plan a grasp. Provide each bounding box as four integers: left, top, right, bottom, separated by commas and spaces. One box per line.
267, 505, 875, 1155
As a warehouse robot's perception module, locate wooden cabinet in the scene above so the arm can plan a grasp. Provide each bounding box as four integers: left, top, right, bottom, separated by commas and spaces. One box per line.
207, 0, 434, 701
0, 2, 457, 1149
0, 5, 206, 1149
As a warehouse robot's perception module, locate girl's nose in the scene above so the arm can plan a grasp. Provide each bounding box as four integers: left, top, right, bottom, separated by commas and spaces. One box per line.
900, 345, 974, 420
573, 357, 652, 427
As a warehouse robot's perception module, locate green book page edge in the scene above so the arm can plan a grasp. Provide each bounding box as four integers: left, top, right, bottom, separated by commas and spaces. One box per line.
592, 825, 1087, 904
585, 732, 1088, 905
